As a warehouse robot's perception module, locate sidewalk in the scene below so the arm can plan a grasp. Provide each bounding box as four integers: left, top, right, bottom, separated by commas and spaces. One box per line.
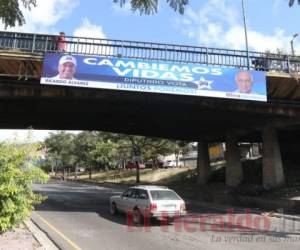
0, 219, 58, 250
185, 198, 300, 223
170, 182, 300, 222
0, 222, 43, 250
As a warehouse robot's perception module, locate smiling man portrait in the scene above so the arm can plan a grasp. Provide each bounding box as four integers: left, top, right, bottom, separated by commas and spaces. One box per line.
52, 55, 77, 80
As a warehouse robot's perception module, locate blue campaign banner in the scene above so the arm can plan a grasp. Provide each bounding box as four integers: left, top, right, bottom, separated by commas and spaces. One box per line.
40, 52, 267, 102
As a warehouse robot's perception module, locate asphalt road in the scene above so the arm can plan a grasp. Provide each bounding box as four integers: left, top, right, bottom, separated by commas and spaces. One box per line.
32, 180, 300, 250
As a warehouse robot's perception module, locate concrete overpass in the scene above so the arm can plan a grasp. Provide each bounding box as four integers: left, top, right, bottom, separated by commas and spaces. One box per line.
1, 31, 300, 189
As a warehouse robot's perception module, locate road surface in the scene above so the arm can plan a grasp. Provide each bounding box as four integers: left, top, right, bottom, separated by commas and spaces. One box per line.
32, 180, 300, 250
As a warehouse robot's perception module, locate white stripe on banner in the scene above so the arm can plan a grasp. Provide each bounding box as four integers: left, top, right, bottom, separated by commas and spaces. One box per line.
40, 78, 267, 102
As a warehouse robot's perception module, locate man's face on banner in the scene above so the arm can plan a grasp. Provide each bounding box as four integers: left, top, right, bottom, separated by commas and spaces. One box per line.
236, 71, 253, 93
58, 62, 76, 79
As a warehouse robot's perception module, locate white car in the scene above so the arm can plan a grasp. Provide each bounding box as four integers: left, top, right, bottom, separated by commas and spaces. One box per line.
162, 160, 184, 168
109, 185, 187, 224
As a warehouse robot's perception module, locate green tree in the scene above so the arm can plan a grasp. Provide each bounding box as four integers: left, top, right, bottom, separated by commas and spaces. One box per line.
111, 134, 179, 180
0, 0, 36, 28
73, 131, 97, 179
0, 142, 48, 232
142, 138, 174, 168
173, 140, 190, 167
91, 140, 118, 171
1, 0, 189, 28
113, 0, 189, 14
43, 131, 75, 172
115, 140, 131, 169
110, 134, 152, 182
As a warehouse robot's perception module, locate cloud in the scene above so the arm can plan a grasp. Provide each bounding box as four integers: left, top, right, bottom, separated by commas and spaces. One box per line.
224, 26, 289, 53
175, 0, 296, 53
0, 0, 79, 33
73, 18, 106, 39
70, 18, 108, 55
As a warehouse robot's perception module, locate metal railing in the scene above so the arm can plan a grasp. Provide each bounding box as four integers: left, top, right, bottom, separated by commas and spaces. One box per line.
1, 31, 300, 74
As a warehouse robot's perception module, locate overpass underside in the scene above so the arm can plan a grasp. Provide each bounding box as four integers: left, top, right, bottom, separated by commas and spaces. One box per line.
1, 41, 300, 189
0, 51, 300, 142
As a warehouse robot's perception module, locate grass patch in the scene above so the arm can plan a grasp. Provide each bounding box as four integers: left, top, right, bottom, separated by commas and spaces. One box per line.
72, 167, 196, 185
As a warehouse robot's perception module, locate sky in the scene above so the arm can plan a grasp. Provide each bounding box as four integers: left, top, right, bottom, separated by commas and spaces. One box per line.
0, 0, 299, 142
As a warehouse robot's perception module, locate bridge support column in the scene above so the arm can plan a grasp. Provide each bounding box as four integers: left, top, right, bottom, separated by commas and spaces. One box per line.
196, 141, 210, 185
225, 134, 243, 187
262, 128, 285, 189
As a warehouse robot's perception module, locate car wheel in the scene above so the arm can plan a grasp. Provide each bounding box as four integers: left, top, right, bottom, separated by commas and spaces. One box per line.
132, 208, 143, 225
167, 217, 175, 224
110, 202, 118, 215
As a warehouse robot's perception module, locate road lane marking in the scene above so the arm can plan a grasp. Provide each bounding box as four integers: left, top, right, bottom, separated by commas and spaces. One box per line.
33, 211, 83, 250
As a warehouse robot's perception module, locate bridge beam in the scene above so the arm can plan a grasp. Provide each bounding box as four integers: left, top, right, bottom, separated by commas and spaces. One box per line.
225, 133, 243, 187
262, 127, 285, 189
196, 141, 211, 185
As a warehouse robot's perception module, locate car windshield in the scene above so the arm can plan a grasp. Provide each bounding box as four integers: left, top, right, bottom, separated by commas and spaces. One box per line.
150, 190, 181, 200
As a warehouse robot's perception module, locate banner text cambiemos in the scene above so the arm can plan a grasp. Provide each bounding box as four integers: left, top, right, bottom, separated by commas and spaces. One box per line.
40, 53, 267, 102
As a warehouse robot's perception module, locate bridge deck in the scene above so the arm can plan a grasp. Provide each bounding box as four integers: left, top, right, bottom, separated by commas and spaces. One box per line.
1, 30, 300, 70
0, 32, 300, 140
1, 50, 299, 101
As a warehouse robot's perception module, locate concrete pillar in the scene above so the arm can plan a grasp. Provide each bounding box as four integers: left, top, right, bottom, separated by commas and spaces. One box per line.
225, 134, 243, 187
196, 141, 210, 185
262, 128, 285, 189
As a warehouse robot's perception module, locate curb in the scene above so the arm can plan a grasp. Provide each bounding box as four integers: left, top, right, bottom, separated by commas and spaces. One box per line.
65, 178, 135, 189
186, 199, 261, 214
271, 212, 300, 222
24, 219, 59, 250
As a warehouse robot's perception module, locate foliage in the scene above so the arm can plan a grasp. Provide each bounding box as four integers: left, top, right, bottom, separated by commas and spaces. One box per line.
113, 0, 189, 15
110, 134, 190, 168
174, 140, 190, 158
43, 131, 75, 171
42, 131, 120, 177
0, 142, 48, 232
73, 131, 97, 166
91, 140, 118, 170
39, 158, 53, 173
42, 131, 192, 176
73, 131, 97, 178
289, 0, 300, 7
0, 0, 297, 29
0, 0, 188, 28
110, 134, 169, 161
0, 0, 36, 28
115, 139, 131, 168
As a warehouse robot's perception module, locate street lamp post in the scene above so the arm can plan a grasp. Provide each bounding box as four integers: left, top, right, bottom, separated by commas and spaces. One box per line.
242, 0, 250, 69
290, 33, 298, 56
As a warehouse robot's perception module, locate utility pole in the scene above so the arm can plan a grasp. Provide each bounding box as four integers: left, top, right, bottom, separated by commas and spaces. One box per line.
242, 0, 250, 69
290, 33, 298, 56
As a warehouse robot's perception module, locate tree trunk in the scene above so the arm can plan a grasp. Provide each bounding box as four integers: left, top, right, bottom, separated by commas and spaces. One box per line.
63, 168, 66, 181
153, 157, 157, 170
89, 165, 92, 179
136, 161, 140, 183
75, 164, 78, 179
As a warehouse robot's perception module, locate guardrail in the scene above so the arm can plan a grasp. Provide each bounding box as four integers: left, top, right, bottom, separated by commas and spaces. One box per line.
1, 31, 300, 74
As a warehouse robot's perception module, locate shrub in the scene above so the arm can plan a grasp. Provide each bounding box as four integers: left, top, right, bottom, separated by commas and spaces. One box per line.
0, 143, 49, 232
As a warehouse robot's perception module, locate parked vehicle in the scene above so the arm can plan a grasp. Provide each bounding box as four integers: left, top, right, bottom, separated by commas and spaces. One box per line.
125, 161, 145, 169
162, 160, 183, 168
109, 185, 187, 224
145, 160, 164, 168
